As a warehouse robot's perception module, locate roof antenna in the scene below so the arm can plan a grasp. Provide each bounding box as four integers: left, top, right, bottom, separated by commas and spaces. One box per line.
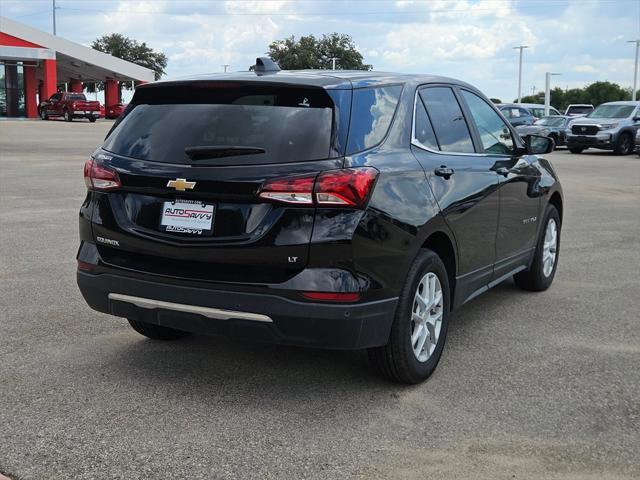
253, 57, 280, 75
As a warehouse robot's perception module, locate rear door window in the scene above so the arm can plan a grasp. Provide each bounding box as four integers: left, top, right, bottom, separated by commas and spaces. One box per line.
102, 84, 341, 165
419, 87, 475, 153
413, 96, 439, 150
346, 85, 403, 154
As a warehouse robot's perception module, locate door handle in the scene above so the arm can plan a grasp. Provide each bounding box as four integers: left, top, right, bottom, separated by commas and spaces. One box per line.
496, 167, 510, 177
434, 165, 454, 179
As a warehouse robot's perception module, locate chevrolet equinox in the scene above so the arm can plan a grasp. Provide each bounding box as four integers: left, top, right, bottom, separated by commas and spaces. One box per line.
78, 59, 563, 383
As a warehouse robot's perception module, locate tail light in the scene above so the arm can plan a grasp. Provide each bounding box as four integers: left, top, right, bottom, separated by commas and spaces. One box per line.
83, 158, 121, 190
258, 167, 378, 208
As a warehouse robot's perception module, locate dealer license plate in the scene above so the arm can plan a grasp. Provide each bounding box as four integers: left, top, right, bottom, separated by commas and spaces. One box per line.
160, 200, 214, 235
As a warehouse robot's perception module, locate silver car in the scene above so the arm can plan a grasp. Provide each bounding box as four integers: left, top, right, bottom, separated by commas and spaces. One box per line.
566, 101, 640, 155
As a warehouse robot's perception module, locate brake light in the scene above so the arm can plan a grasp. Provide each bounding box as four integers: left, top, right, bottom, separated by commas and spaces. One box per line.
258, 167, 378, 208
300, 292, 361, 302
315, 168, 378, 207
83, 158, 121, 190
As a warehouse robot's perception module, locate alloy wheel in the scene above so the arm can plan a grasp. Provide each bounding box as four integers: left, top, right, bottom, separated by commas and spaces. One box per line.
410, 272, 444, 362
542, 218, 558, 277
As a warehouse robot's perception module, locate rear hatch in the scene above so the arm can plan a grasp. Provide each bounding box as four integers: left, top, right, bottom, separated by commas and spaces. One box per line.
68, 93, 100, 112
87, 81, 351, 284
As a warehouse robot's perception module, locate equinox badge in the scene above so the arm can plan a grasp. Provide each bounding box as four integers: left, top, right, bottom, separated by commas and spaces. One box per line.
167, 178, 196, 191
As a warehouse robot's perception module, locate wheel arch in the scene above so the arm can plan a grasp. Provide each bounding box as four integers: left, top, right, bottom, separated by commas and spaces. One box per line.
548, 190, 563, 223
420, 229, 457, 309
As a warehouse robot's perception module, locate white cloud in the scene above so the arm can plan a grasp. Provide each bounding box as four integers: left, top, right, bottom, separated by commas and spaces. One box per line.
574, 65, 597, 73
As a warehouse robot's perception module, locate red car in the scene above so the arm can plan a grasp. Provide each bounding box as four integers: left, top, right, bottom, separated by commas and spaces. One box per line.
39, 92, 101, 122
105, 103, 127, 119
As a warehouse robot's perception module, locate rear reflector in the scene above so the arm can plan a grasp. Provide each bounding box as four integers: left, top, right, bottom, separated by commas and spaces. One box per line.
300, 292, 361, 302
83, 158, 121, 191
258, 167, 378, 208
77, 260, 95, 271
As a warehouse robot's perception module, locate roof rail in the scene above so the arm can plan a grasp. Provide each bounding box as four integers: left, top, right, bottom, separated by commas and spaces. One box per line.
253, 57, 280, 75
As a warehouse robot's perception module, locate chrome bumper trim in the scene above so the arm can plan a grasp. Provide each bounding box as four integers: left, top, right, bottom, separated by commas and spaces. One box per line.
108, 293, 273, 323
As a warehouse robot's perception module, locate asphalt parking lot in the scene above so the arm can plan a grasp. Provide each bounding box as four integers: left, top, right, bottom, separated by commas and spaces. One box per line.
1, 119, 639, 479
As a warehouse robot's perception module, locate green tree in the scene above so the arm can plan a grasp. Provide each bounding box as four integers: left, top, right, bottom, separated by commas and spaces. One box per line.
267, 33, 372, 70
489, 98, 502, 103
91, 33, 167, 81
516, 81, 632, 111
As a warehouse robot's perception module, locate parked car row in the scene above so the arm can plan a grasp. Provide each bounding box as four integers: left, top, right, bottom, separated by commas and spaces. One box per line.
38, 92, 127, 122
507, 101, 640, 155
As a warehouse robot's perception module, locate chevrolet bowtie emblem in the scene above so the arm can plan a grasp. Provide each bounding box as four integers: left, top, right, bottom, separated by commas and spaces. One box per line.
167, 178, 196, 191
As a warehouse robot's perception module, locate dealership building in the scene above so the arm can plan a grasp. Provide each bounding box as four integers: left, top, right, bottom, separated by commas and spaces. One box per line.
0, 16, 155, 118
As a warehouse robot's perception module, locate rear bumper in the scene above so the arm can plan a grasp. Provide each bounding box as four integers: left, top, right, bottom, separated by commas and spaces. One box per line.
77, 271, 397, 349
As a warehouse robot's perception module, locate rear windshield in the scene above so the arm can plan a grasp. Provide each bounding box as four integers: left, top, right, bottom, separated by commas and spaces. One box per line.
587, 104, 635, 119
566, 105, 593, 114
67, 94, 87, 101
102, 84, 343, 165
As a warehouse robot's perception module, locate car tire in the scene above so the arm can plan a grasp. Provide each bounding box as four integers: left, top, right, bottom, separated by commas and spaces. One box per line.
88, 116, 97, 123
64, 110, 73, 122
568, 147, 584, 154
514, 204, 560, 292
368, 249, 450, 384
613, 132, 633, 155
127, 319, 191, 340
40, 109, 48, 120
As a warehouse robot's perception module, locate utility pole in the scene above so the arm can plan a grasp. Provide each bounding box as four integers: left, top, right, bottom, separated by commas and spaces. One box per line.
222, 64, 230, 73
52, 0, 57, 35
545, 72, 561, 116
628, 40, 640, 101
531, 85, 536, 95
329, 57, 339, 70
513, 46, 529, 103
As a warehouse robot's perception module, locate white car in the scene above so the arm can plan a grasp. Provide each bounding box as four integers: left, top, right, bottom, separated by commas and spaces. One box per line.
565, 104, 594, 117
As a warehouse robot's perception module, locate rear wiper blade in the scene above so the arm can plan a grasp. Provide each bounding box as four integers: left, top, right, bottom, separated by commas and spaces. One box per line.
184, 145, 265, 160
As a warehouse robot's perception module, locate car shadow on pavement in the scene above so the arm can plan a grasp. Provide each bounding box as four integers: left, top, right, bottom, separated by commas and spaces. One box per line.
91, 278, 527, 401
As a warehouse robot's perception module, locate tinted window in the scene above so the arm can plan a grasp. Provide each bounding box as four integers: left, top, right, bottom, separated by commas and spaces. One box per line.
420, 87, 475, 153
520, 108, 533, 117
503, 108, 520, 118
566, 105, 593, 115
413, 97, 439, 150
67, 93, 87, 101
461, 90, 514, 155
346, 85, 402, 154
103, 85, 339, 165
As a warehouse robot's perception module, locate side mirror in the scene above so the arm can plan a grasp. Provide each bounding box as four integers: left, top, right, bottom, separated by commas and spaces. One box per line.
525, 134, 554, 154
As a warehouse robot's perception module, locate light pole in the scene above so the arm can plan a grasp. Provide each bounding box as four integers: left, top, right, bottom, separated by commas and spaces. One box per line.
628, 40, 640, 101
222, 64, 230, 73
52, 0, 57, 35
329, 57, 339, 70
513, 45, 529, 103
544, 72, 561, 116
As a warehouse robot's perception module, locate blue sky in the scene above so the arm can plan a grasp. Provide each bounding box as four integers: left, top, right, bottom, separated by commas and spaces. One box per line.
2, 0, 639, 101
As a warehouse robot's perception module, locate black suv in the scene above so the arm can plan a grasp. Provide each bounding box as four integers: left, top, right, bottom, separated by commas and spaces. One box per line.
78, 60, 563, 383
